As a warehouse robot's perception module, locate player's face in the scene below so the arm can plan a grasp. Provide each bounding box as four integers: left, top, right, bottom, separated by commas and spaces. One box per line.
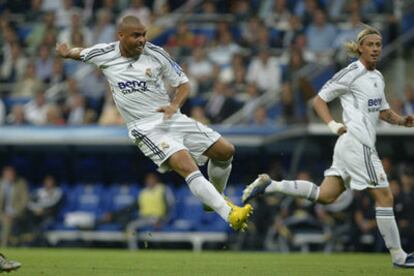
359, 34, 382, 67
118, 23, 147, 57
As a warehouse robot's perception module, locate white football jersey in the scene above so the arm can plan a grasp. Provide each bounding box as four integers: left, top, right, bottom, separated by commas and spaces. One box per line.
318, 60, 389, 148
80, 41, 189, 123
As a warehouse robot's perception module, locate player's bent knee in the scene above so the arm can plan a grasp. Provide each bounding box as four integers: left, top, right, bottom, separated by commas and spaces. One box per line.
317, 196, 336, 205
221, 143, 235, 160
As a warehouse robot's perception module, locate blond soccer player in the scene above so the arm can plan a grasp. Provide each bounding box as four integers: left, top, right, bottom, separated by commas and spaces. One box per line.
243, 26, 414, 267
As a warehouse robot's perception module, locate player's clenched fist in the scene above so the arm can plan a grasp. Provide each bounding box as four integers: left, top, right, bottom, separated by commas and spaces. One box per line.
55, 43, 70, 58
403, 115, 414, 127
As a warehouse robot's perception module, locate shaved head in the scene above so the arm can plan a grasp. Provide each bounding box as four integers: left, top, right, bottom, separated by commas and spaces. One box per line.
117, 15, 147, 57
118, 15, 144, 31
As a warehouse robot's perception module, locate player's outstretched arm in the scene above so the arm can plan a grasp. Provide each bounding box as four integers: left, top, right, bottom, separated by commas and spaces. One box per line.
380, 109, 414, 127
55, 43, 84, 60
313, 95, 347, 135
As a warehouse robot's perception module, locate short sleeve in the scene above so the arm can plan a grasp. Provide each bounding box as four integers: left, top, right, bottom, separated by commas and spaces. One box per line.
80, 43, 116, 67
318, 65, 359, 102
380, 91, 390, 111
377, 72, 390, 111
318, 79, 349, 102
147, 44, 188, 87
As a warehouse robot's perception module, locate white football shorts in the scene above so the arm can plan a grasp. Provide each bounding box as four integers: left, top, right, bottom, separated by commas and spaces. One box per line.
127, 113, 221, 173
324, 132, 388, 190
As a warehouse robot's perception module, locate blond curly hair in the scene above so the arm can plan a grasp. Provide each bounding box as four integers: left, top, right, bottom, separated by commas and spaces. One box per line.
344, 25, 381, 57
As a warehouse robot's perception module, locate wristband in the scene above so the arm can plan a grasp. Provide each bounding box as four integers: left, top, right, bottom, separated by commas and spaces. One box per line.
327, 120, 344, 135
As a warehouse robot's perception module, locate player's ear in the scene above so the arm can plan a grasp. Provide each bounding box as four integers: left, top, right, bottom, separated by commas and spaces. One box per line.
117, 31, 124, 40
358, 42, 363, 55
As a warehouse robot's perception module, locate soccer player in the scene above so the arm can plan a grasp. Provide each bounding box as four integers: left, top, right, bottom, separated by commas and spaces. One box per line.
0, 253, 21, 272
56, 15, 252, 231
243, 26, 414, 267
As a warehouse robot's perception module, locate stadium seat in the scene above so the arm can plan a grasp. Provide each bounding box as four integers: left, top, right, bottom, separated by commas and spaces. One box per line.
165, 186, 203, 231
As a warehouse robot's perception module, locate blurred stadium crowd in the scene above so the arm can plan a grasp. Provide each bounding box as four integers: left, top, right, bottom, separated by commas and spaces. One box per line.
0, 0, 414, 252
0, 0, 411, 126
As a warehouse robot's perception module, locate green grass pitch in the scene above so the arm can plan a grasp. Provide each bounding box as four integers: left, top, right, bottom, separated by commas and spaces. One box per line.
1, 248, 413, 275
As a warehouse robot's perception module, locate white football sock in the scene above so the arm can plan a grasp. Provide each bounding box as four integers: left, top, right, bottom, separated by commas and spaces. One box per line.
186, 171, 231, 221
207, 157, 232, 194
265, 180, 320, 201
376, 207, 407, 264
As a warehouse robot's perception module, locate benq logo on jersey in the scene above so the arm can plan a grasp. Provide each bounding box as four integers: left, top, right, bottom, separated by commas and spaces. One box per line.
368, 98, 382, 112
118, 80, 148, 94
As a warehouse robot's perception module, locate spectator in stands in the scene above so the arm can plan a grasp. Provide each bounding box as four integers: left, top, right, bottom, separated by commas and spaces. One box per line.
167, 21, 197, 57
77, 68, 107, 108
200, 0, 218, 15
238, 83, 262, 122
208, 28, 241, 67
240, 16, 264, 48
246, 47, 282, 94
99, 172, 173, 250
250, 105, 274, 127
205, 80, 241, 124
260, 0, 292, 31
92, 8, 116, 45
35, 44, 54, 82
0, 166, 29, 247
66, 93, 90, 125
187, 46, 215, 94
25, 10, 58, 55
126, 172, 174, 250
120, 0, 151, 27
52, 0, 78, 29
293, 0, 321, 27
44, 58, 67, 102
306, 9, 337, 61
253, 24, 279, 54
45, 104, 65, 125
23, 87, 49, 125
6, 104, 28, 125
26, 175, 62, 244
230, 0, 252, 22
277, 84, 300, 125
0, 21, 20, 67
282, 48, 315, 123
11, 62, 44, 98
92, 0, 122, 18
58, 8, 92, 47
0, 42, 28, 84
333, 12, 364, 65
40, 31, 58, 51
230, 62, 248, 96
282, 15, 304, 48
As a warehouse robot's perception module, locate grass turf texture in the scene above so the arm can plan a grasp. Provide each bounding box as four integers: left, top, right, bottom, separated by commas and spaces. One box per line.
1, 248, 412, 275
